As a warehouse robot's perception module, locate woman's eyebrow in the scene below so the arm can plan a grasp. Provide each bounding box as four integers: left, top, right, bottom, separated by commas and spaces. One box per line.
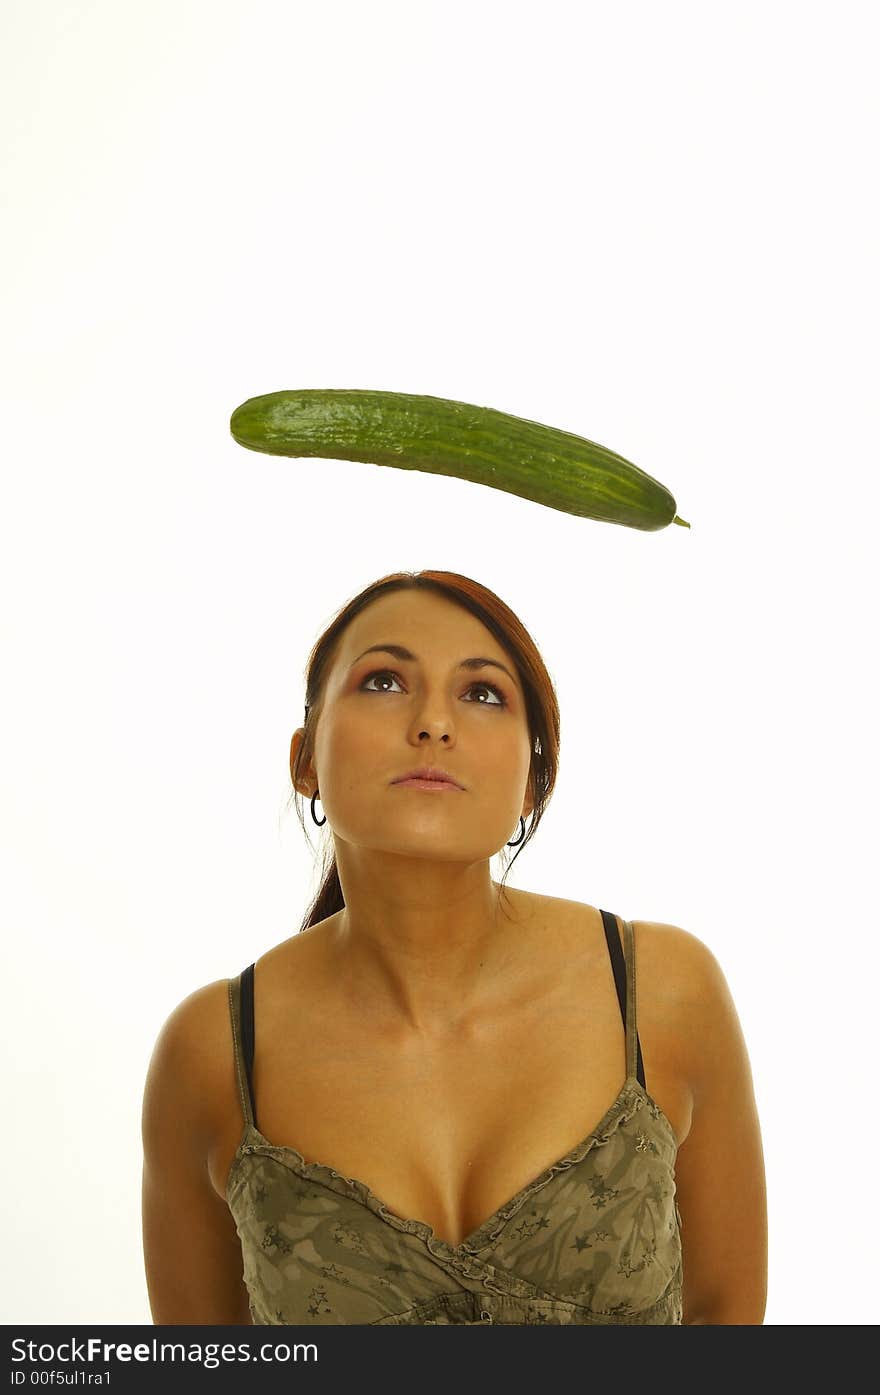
350, 643, 517, 684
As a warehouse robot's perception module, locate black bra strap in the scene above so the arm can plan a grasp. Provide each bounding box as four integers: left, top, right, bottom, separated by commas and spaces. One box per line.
600, 910, 646, 1089
240, 962, 258, 1130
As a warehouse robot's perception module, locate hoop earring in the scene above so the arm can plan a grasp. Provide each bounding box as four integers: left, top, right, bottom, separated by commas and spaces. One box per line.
310, 791, 326, 827
506, 816, 526, 848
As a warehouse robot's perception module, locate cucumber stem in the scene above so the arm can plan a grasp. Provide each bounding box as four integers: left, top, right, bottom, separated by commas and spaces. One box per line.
672, 515, 691, 529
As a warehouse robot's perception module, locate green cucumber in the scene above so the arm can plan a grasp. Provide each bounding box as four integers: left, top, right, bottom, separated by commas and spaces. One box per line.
229, 388, 690, 532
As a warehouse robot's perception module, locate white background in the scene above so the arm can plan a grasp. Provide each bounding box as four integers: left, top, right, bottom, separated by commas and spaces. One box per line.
2, 0, 877, 1326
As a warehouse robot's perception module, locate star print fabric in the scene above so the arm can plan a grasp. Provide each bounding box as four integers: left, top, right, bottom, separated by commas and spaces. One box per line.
226, 1078, 682, 1325
225, 913, 683, 1325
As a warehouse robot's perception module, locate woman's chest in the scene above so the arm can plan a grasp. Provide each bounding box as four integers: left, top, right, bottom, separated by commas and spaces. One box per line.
210, 927, 689, 1248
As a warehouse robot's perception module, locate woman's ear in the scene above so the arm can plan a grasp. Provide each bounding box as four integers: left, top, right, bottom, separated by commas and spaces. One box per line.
289, 728, 315, 795
521, 775, 536, 823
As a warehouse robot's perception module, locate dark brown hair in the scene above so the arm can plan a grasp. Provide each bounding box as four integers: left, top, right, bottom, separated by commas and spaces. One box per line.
288, 570, 561, 931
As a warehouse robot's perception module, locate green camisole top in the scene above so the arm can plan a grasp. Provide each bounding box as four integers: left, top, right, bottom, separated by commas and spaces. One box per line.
225, 910, 684, 1324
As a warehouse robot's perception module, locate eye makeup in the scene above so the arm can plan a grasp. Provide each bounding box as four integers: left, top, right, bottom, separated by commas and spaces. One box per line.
358, 667, 509, 707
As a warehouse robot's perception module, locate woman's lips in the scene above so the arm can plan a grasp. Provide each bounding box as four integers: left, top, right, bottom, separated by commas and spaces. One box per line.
392, 778, 462, 791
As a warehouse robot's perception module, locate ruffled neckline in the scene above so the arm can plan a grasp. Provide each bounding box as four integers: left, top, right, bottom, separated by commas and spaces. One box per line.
227, 1077, 674, 1259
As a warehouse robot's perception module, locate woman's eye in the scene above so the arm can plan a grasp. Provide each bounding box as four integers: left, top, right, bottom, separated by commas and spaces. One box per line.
467, 682, 504, 705
360, 670, 505, 706
361, 670, 404, 694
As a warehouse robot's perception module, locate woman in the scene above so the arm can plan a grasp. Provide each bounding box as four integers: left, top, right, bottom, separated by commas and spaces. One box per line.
141, 569, 767, 1325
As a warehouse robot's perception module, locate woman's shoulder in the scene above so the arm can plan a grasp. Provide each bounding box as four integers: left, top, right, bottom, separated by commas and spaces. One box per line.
152, 971, 238, 1043
620, 914, 745, 1102
540, 895, 723, 1032
519, 889, 715, 968
627, 915, 729, 999
151, 974, 237, 1048
547, 892, 717, 972
142, 975, 240, 1165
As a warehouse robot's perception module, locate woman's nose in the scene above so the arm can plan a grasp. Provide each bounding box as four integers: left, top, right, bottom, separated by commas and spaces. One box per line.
407, 694, 455, 741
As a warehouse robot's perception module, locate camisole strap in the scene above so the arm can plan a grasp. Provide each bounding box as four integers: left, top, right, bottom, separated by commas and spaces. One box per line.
227, 966, 257, 1130
599, 909, 646, 1090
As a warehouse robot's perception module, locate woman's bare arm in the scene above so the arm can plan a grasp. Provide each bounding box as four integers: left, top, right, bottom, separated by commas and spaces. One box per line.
141, 983, 252, 1324
663, 926, 769, 1324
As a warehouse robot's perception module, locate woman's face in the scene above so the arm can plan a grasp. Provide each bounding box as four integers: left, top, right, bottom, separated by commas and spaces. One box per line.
291, 589, 535, 863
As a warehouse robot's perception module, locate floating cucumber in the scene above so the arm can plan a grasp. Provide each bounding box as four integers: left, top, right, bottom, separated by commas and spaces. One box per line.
229, 388, 690, 532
